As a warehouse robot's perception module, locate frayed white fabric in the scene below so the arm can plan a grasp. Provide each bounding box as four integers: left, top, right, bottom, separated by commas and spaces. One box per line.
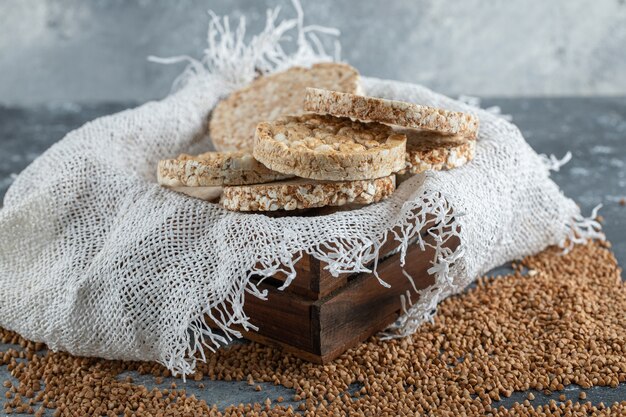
0, 4, 603, 375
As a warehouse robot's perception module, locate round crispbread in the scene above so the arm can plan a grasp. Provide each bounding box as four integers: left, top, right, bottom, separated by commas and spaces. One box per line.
157, 151, 290, 187
166, 186, 223, 202
304, 88, 479, 139
399, 129, 476, 174
220, 175, 396, 212
209, 62, 361, 152
253, 114, 406, 181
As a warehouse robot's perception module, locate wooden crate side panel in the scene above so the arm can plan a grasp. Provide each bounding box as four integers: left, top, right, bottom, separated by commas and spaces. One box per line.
244, 289, 316, 353
274, 213, 440, 299
316, 239, 440, 356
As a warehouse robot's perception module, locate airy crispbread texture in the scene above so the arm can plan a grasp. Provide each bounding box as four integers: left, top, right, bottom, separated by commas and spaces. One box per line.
221, 175, 396, 211
304, 88, 480, 138
158, 151, 290, 187
209, 63, 360, 152
400, 129, 476, 174
253, 114, 406, 181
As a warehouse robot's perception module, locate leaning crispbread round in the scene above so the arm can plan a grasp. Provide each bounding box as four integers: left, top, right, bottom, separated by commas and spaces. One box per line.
400, 129, 476, 174
209, 62, 361, 152
220, 175, 396, 212
304, 88, 480, 138
157, 151, 291, 187
166, 186, 223, 202
253, 114, 407, 181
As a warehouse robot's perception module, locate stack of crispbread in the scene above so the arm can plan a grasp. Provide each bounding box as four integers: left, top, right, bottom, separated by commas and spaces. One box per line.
158, 63, 479, 212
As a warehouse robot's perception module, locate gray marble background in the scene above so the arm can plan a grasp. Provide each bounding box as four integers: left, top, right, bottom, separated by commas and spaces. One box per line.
1, 0, 626, 106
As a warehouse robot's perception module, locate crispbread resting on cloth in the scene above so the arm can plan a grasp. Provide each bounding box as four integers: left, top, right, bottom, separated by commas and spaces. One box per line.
398, 129, 476, 174
0, 6, 602, 376
220, 176, 396, 211
158, 151, 291, 187
210, 63, 361, 152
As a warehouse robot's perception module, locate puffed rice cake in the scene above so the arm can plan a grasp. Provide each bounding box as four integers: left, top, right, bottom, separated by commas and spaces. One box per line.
253, 114, 407, 181
220, 175, 396, 212
158, 151, 291, 187
400, 129, 476, 174
304, 88, 479, 139
166, 186, 223, 202
209, 63, 361, 152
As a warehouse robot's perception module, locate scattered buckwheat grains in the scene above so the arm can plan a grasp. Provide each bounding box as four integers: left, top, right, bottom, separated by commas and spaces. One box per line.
1, 241, 625, 416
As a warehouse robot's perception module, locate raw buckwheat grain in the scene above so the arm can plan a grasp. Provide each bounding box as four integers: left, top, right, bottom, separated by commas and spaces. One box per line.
1, 241, 624, 416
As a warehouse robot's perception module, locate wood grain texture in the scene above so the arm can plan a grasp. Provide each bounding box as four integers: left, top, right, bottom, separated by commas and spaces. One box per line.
316, 236, 441, 357
235, 231, 459, 363
271, 214, 439, 300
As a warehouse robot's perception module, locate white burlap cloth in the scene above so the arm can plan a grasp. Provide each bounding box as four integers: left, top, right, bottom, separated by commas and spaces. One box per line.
0, 5, 602, 375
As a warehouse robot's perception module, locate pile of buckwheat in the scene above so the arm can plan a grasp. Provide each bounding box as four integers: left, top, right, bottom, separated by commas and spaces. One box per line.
1, 241, 624, 416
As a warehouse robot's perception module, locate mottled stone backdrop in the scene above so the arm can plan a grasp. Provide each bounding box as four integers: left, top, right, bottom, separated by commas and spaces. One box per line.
1, 0, 625, 105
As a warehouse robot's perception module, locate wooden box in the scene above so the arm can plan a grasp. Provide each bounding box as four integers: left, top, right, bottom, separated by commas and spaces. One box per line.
214, 217, 458, 364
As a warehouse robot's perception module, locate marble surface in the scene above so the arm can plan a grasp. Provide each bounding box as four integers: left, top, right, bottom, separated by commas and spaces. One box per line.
0, 97, 625, 411
483, 97, 626, 269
